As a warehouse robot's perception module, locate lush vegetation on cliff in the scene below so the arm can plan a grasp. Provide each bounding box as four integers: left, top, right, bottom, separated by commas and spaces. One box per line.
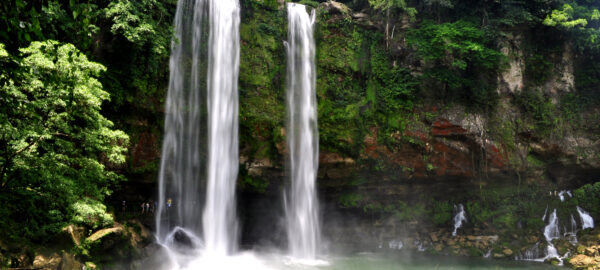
0, 0, 599, 267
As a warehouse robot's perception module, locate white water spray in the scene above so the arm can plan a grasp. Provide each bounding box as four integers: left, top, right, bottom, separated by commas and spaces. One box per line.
452, 204, 467, 237
577, 206, 594, 230
284, 3, 321, 260
156, 0, 241, 265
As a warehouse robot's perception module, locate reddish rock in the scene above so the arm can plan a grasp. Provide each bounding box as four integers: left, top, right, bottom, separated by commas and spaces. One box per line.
432, 118, 468, 137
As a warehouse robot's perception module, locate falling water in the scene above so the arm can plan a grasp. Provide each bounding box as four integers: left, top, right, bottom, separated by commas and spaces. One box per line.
542, 209, 562, 263
577, 206, 595, 229
285, 3, 320, 260
452, 204, 467, 237
156, 0, 241, 261
202, 0, 241, 255
156, 0, 209, 247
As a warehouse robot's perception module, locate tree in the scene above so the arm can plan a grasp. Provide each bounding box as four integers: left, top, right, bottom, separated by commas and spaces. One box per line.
368, 0, 418, 48
0, 41, 128, 241
543, 1, 600, 51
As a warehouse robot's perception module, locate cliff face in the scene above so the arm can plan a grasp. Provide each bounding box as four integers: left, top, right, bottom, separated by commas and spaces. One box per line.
117, 0, 600, 259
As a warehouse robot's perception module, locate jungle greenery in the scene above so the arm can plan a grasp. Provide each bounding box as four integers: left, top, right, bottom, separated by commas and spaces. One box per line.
0, 0, 599, 254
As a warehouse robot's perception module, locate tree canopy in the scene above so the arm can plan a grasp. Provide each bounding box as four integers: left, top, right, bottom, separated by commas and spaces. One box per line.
0, 40, 128, 241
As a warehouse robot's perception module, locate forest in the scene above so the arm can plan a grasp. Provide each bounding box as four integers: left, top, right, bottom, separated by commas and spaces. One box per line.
1, 0, 600, 269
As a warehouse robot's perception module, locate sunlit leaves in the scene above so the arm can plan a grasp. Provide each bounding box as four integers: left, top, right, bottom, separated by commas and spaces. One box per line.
543, 4, 588, 28
0, 41, 128, 241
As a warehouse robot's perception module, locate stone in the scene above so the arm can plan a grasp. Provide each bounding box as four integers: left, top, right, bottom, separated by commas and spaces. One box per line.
86, 227, 123, 243
434, 244, 444, 252
33, 253, 62, 269
566, 254, 595, 269
493, 253, 504, 259
526, 236, 539, 244
430, 233, 438, 242
585, 247, 599, 257
503, 248, 513, 256
431, 118, 469, 137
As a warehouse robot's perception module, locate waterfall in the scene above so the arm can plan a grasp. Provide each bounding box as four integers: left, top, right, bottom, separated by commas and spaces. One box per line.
284, 3, 320, 260
542, 209, 563, 263
558, 190, 572, 202
156, 0, 209, 246
577, 206, 595, 229
202, 0, 240, 255
544, 209, 560, 242
452, 204, 467, 236
156, 0, 240, 261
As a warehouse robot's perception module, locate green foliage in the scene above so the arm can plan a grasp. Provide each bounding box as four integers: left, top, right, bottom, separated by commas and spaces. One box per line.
71, 198, 114, 229
238, 3, 286, 161
338, 193, 364, 208
524, 53, 553, 86
368, 0, 417, 21
430, 200, 453, 225
104, 0, 175, 55
465, 201, 493, 225
514, 90, 558, 136
394, 201, 427, 221
573, 182, 600, 217
543, 4, 589, 28
0, 41, 128, 242
542, 1, 600, 52
406, 20, 503, 109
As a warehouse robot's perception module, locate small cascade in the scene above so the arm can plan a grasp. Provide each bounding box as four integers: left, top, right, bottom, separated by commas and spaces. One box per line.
388, 240, 403, 250
564, 214, 578, 245
541, 209, 564, 264
577, 206, 595, 229
452, 204, 467, 237
543, 209, 560, 241
558, 190, 572, 202
541, 205, 548, 221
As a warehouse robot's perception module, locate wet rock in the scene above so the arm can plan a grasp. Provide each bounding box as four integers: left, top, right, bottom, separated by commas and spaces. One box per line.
503, 248, 513, 256
493, 253, 505, 259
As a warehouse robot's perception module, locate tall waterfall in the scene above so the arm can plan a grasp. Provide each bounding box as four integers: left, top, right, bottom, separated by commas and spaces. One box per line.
285, 3, 320, 260
156, 0, 209, 245
156, 0, 240, 259
202, 0, 240, 255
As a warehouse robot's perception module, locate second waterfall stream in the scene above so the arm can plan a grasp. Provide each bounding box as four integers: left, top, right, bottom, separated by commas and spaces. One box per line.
285, 3, 321, 261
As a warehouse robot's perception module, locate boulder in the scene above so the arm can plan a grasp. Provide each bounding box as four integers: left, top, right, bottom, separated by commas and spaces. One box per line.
503, 248, 513, 256
33, 253, 62, 269
566, 254, 596, 269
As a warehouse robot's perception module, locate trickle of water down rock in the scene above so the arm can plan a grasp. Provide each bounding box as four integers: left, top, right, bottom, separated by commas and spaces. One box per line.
452, 204, 467, 237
